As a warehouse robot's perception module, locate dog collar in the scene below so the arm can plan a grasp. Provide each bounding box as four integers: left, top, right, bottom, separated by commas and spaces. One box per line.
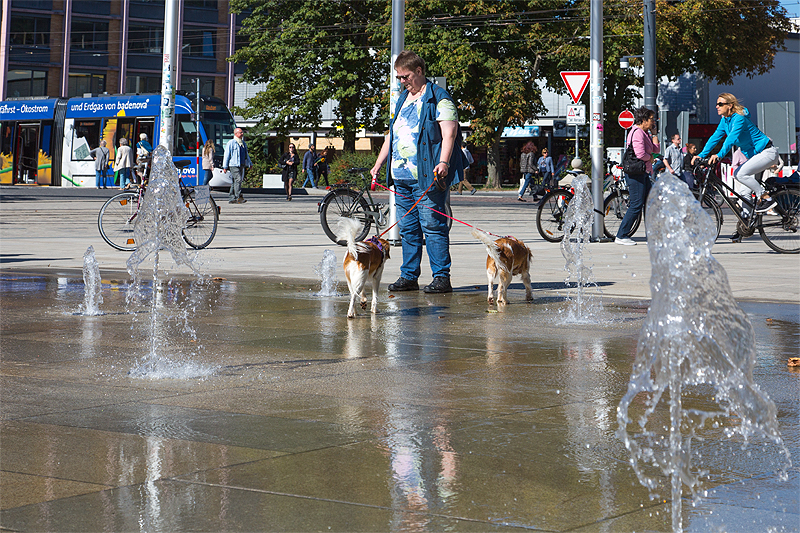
367, 236, 384, 252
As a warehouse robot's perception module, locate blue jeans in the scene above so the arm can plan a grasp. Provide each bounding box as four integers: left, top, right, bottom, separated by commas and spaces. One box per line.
394, 179, 451, 280
118, 168, 131, 188
302, 167, 316, 188
96, 170, 105, 188
518, 172, 534, 197
203, 169, 213, 185
616, 172, 651, 239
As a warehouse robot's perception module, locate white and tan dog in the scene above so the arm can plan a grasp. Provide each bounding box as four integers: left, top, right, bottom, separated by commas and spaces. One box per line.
339, 218, 391, 318
472, 229, 533, 305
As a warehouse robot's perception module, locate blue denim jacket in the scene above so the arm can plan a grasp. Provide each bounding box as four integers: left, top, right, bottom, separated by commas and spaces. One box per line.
386, 81, 463, 190
222, 139, 252, 169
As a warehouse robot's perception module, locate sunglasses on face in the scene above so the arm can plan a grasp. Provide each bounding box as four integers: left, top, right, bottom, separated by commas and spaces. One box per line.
716, 101, 728, 107
396, 74, 412, 82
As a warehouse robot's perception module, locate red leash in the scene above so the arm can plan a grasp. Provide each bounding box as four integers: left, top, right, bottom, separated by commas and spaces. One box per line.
374, 181, 501, 238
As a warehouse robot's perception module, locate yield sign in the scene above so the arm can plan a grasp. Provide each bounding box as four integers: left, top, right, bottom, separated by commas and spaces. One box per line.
560, 71, 590, 104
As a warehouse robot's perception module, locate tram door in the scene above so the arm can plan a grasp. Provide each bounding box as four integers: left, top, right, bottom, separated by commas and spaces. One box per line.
15, 124, 40, 184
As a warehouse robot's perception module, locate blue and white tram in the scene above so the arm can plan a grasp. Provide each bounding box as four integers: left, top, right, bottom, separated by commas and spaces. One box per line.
0, 93, 236, 187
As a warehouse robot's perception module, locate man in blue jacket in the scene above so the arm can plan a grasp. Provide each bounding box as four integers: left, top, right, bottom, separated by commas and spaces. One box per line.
222, 128, 252, 204
370, 50, 464, 294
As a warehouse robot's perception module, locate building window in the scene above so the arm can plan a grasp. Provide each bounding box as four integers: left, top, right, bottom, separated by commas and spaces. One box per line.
129, 25, 163, 54
7, 70, 48, 98
68, 73, 105, 97
185, 0, 218, 8
71, 20, 109, 51
10, 16, 50, 47
183, 28, 216, 58
126, 75, 162, 94
180, 77, 214, 95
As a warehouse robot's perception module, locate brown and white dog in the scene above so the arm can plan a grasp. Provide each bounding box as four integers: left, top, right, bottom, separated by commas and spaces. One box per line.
339, 218, 391, 318
472, 229, 533, 305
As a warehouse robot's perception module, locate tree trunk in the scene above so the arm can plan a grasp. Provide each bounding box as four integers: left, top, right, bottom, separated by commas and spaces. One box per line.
485, 132, 502, 188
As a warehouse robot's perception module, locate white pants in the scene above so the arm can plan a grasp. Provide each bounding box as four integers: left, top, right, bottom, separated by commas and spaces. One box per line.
733, 145, 780, 198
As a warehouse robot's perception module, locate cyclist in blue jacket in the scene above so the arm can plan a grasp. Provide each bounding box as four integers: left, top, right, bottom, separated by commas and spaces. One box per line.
698, 93, 780, 240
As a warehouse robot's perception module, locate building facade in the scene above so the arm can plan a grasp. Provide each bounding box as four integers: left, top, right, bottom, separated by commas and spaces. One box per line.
0, 0, 245, 106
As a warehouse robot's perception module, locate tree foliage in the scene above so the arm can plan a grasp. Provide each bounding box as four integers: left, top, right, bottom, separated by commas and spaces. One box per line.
231, 0, 792, 172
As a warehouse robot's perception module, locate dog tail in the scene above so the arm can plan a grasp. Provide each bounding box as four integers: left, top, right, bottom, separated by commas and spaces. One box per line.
337, 218, 362, 260
471, 229, 509, 273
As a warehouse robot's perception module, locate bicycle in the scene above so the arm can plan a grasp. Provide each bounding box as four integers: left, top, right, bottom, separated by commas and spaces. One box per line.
98, 160, 219, 251
536, 162, 636, 242
318, 167, 452, 246
693, 159, 799, 253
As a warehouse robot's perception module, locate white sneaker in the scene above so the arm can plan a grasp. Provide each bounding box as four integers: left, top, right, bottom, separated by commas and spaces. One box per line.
615, 237, 637, 246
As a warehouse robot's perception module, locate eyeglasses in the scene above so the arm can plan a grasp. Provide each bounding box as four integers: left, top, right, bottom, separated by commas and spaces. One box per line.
715, 101, 729, 107
395, 73, 412, 82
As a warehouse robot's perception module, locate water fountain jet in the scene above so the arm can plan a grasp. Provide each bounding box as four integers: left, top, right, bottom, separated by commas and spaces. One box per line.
81, 245, 103, 316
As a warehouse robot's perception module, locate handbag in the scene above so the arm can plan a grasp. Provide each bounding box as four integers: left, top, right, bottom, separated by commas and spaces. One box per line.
622, 142, 648, 175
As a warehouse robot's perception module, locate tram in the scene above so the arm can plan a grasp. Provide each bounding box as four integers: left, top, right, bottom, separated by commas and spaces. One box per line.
0, 93, 236, 187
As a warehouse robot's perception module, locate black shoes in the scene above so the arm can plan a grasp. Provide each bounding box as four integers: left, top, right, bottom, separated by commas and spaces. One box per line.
423, 277, 452, 294
388, 277, 419, 292
754, 197, 777, 213
730, 232, 742, 243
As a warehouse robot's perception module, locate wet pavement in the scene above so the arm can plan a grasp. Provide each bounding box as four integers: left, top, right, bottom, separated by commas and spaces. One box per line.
1, 271, 798, 532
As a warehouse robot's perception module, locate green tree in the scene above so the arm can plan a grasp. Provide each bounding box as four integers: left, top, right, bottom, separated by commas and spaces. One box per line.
230, 0, 390, 152
541, 0, 793, 146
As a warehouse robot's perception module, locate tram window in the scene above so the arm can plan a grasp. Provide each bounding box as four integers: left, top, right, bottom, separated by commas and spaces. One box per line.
72, 120, 100, 160
201, 111, 235, 157
174, 115, 197, 156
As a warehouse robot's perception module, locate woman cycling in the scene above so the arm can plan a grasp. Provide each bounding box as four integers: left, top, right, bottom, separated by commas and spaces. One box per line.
698, 93, 780, 240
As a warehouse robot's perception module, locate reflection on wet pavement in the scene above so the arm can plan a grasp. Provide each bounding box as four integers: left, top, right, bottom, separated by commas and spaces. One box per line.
1, 273, 797, 532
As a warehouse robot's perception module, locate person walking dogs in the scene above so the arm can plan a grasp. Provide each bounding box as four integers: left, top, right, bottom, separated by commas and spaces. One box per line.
302, 144, 318, 188
698, 92, 781, 242
370, 50, 464, 294
90, 140, 110, 188
223, 128, 252, 204
114, 137, 134, 189
615, 107, 659, 246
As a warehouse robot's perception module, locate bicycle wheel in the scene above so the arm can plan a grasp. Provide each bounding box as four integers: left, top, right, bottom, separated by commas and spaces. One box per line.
758, 188, 800, 253
182, 194, 219, 249
537, 189, 573, 243
603, 189, 630, 239
692, 191, 722, 240
320, 189, 371, 245
98, 192, 139, 251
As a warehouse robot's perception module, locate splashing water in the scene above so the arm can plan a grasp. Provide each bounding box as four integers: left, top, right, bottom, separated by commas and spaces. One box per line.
314, 249, 339, 297
125, 146, 213, 379
81, 245, 103, 315
616, 174, 790, 533
560, 175, 604, 322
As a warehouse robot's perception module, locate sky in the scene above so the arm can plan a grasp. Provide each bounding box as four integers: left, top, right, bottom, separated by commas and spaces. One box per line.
781, 0, 799, 18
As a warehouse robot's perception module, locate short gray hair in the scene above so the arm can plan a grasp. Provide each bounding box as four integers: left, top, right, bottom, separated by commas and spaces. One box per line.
119, 138, 128, 146
100, 140, 106, 147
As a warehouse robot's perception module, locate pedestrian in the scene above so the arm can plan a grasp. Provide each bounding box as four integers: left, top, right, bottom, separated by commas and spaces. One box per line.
681, 142, 700, 189
315, 147, 330, 187
280, 143, 299, 201
456, 140, 477, 195
370, 49, 464, 294
222, 127, 252, 204
615, 106, 659, 246
202, 139, 215, 185
517, 141, 538, 201
302, 144, 318, 188
90, 140, 110, 188
114, 137, 134, 189
537, 148, 555, 189
136, 133, 153, 183
698, 92, 781, 241
663, 133, 683, 181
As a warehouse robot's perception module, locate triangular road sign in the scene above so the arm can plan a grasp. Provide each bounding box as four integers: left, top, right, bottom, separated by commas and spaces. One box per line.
560, 71, 591, 104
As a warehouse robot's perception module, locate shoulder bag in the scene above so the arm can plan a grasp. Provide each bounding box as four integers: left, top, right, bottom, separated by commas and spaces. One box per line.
622, 129, 648, 175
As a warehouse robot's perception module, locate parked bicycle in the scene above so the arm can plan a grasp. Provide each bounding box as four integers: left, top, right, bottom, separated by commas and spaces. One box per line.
318, 167, 452, 246
536, 161, 636, 242
693, 159, 799, 253
98, 160, 219, 251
